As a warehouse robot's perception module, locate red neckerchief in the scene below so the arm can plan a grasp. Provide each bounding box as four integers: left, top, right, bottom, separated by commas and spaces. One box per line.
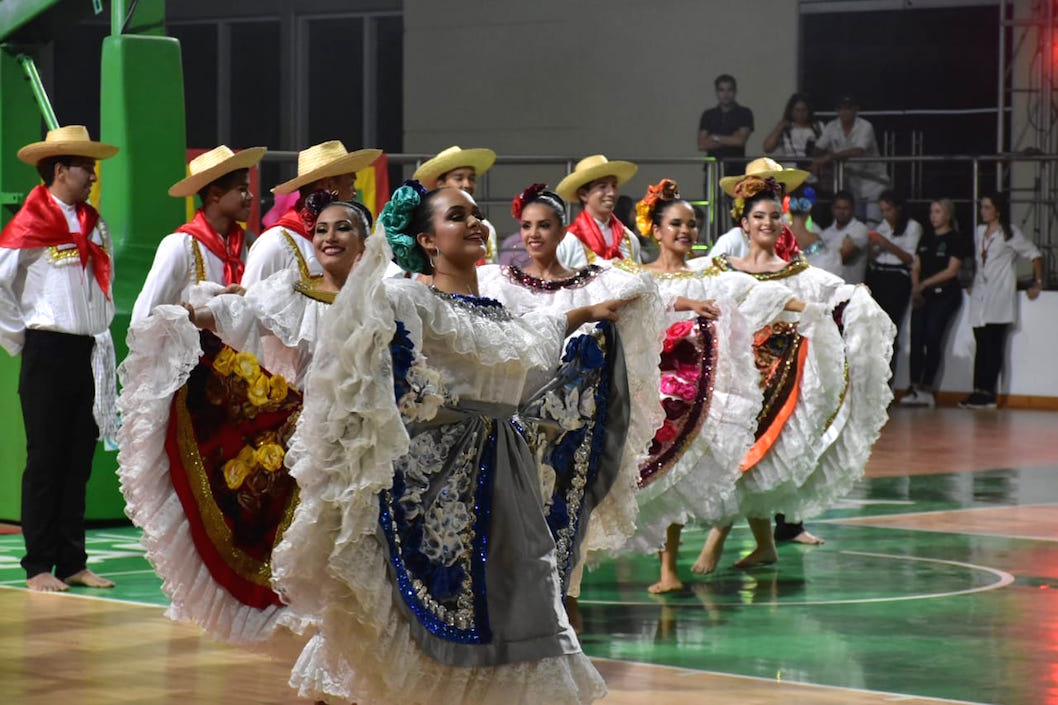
776, 224, 802, 262
271, 202, 313, 241
175, 209, 246, 285
0, 185, 111, 298
567, 209, 627, 260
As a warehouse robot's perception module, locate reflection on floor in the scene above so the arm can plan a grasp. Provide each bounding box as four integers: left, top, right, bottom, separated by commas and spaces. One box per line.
0, 409, 1055, 704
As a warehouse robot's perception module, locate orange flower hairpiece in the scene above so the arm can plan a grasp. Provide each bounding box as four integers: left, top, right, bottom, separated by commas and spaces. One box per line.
730, 175, 782, 220
635, 178, 681, 238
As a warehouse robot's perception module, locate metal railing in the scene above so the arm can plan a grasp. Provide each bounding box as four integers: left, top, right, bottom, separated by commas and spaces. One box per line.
259, 150, 1056, 286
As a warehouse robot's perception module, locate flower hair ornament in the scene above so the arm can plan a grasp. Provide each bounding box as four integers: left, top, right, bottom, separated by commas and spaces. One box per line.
635, 178, 680, 238
785, 186, 816, 215
730, 175, 784, 221
297, 188, 337, 231
379, 179, 430, 274
511, 183, 568, 225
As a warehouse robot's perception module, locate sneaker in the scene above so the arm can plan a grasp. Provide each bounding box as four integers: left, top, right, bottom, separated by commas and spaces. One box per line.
898, 388, 921, 406
959, 391, 997, 410
916, 390, 936, 408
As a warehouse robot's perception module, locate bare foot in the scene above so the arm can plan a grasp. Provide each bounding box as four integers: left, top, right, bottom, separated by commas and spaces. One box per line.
564, 595, 583, 634
691, 525, 731, 575
790, 529, 825, 545
647, 575, 684, 594
27, 573, 69, 592
733, 546, 778, 569
63, 569, 115, 588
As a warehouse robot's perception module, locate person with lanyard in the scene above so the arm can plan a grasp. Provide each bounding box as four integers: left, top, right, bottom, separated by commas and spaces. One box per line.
131, 145, 266, 322
555, 154, 641, 267
865, 189, 922, 380
0, 125, 120, 592
413, 145, 499, 264
116, 192, 373, 654
960, 192, 1044, 410
243, 140, 380, 286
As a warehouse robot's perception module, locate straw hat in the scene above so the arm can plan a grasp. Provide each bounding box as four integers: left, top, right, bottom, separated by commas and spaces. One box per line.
272, 141, 382, 195
718, 157, 809, 196
17, 125, 118, 165
168, 145, 267, 198
412, 145, 497, 186
555, 154, 638, 203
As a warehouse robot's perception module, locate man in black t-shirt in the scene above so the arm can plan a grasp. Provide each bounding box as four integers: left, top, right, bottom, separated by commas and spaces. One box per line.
697, 74, 754, 189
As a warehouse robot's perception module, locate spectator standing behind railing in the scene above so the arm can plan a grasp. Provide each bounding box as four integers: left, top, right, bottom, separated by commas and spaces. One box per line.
960, 192, 1044, 410
697, 74, 754, 193
819, 190, 870, 284
866, 190, 921, 380
763, 93, 824, 183
900, 199, 968, 408
810, 95, 890, 225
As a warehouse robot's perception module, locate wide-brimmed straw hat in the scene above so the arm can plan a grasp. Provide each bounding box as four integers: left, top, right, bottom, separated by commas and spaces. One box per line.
168, 145, 267, 198
555, 154, 638, 203
17, 125, 119, 165
718, 157, 809, 196
272, 141, 382, 195
412, 145, 497, 186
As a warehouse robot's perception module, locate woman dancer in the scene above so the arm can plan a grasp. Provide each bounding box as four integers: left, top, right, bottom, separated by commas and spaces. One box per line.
615, 179, 814, 591
271, 182, 631, 705
702, 171, 894, 567
960, 192, 1043, 409
116, 193, 372, 653
477, 184, 662, 619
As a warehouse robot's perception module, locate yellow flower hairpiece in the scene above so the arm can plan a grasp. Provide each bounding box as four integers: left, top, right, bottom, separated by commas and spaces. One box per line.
635, 178, 681, 239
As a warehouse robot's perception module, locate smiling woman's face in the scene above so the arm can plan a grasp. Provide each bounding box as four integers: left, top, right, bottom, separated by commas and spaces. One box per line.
416, 187, 487, 270
313, 203, 367, 281
653, 200, 698, 257
519, 201, 564, 262
741, 196, 783, 251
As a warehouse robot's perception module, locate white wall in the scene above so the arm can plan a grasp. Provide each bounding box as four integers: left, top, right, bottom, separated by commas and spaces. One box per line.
891, 290, 1058, 398
403, 0, 798, 227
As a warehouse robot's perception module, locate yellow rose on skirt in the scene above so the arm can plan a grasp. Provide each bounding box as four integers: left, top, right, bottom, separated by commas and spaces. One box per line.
254, 442, 285, 472
234, 351, 261, 382
247, 372, 271, 406
222, 458, 253, 489
213, 347, 237, 375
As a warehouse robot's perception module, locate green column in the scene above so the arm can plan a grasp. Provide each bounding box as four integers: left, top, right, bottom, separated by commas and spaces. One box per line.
0, 50, 41, 521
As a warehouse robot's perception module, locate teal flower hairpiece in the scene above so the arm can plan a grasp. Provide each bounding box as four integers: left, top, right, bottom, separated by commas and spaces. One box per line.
380, 180, 430, 274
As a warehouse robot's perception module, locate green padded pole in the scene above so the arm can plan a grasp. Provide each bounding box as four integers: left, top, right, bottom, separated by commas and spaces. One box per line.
91, 6, 185, 519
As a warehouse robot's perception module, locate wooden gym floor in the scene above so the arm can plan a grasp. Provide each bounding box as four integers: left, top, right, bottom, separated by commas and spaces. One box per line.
0, 407, 1055, 705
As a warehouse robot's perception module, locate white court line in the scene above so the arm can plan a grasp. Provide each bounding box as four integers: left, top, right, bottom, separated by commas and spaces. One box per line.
591, 656, 996, 705
0, 583, 168, 609
821, 502, 1058, 542
581, 550, 1014, 608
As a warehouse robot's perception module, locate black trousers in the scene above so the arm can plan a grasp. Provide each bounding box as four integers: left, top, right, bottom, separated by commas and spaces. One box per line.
908, 289, 962, 388
972, 323, 1010, 395
18, 329, 98, 579
865, 267, 911, 376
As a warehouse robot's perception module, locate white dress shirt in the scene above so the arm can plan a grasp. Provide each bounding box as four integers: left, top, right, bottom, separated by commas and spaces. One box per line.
969, 224, 1042, 327
131, 232, 235, 323
821, 218, 870, 284
555, 219, 641, 268
871, 218, 922, 268
242, 225, 322, 287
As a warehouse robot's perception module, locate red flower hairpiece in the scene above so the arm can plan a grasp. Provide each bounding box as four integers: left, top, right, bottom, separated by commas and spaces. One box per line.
511, 183, 548, 220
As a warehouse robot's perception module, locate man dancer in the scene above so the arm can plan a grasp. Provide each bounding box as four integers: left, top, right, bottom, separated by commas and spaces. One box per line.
555, 154, 641, 267
243, 141, 380, 285
0, 125, 120, 591
132, 145, 266, 321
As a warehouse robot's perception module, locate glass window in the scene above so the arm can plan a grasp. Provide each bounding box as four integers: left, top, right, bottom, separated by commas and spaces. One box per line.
230, 21, 280, 148
305, 17, 364, 147
168, 22, 219, 148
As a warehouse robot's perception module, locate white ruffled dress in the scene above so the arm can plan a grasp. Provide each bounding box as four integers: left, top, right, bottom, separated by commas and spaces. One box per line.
116, 269, 330, 654
271, 234, 606, 705
613, 261, 819, 546
713, 254, 893, 520
477, 263, 665, 560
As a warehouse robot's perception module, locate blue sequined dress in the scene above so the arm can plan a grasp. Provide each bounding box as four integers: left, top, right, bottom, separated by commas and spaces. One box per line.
271, 234, 607, 705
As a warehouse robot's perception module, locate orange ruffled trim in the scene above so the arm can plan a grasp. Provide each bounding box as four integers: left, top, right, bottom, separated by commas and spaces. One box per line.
740, 338, 809, 472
